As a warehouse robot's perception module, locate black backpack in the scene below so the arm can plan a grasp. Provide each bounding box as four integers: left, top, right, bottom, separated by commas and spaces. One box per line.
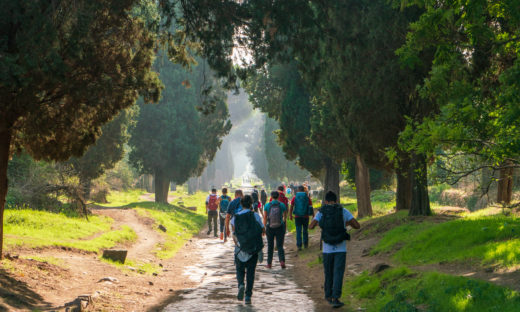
319, 204, 350, 244
235, 211, 264, 254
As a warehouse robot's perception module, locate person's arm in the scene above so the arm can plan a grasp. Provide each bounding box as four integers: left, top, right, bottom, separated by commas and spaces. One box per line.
289, 200, 294, 221
225, 213, 231, 236
263, 209, 268, 227
283, 205, 288, 223
347, 218, 360, 229
309, 219, 318, 229
309, 198, 314, 217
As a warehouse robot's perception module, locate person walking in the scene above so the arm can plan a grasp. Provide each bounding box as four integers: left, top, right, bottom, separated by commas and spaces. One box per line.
263, 191, 288, 269
270, 185, 289, 207
225, 189, 243, 238
309, 191, 360, 308
231, 195, 265, 305
290, 185, 314, 250
260, 189, 267, 208
205, 188, 219, 237
218, 188, 232, 242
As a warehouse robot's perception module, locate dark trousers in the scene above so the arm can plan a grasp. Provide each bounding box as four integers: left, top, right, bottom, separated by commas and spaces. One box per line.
266, 224, 286, 264
323, 252, 346, 299
235, 253, 258, 297
294, 217, 309, 248
219, 215, 227, 238
207, 211, 218, 235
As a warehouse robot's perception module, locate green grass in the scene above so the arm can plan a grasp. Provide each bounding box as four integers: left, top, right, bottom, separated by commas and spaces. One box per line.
19, 255, 65, 267
101, 257, 160, 275
134, 203, 206, 259
371, 215, 520, 268
344, 268, 520, 311
4, 209, 137, 252
97, 189, 148, 207
307, 254, 323, 268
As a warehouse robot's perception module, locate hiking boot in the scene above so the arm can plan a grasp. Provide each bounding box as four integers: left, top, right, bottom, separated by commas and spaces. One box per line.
325, 297, 333, 304
280, 261, 286, 269
245, 296, 251, 304
220, 232, 223, 240
330, 299, 344, 308
237, 284, 245, 301
266, 263, 272, 269
207, 230, 211, 235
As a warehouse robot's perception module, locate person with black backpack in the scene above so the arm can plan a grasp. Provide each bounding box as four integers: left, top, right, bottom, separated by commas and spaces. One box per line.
263, 191, 288, 269
218, 188, 232, 242
289, 185, 314, 251
309, 191, 360, 308
230, 195, 265, 305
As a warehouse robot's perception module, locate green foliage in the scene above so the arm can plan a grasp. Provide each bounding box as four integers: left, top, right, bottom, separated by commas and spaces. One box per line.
345, 268, 520, 312
4, 209, 136, 252
372, 215, 520, 268
96, 189, 148, 207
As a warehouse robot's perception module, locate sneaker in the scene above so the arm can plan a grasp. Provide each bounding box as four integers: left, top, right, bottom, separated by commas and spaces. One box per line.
237, 284, 245, 301
280, 261, 286, 269
220, 232, 224, 240
330, 299, 344, 308
245, 296, 251, 304
207, 230, 211, 235
266, 263, 272, 269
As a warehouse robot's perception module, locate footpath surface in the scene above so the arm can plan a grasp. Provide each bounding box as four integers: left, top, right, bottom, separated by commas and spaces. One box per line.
164, 235, 317, 312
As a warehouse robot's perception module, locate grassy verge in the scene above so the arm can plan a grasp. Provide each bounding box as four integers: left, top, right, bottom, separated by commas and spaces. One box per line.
4, 209, 137, 252
133, 201, 206, 259
95, 189, 148, 207
344, 267, 520, 312
371, 214, 520, 268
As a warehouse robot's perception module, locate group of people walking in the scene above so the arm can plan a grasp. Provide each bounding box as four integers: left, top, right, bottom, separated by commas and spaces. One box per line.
205, 185, 360, 308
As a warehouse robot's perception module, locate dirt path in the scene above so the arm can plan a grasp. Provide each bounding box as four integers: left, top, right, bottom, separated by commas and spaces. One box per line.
162, 234, 318, 312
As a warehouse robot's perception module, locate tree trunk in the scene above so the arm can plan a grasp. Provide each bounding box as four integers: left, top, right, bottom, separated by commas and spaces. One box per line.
323, 157, 340, 203
497, 163, 514, 205
355, 154, 373, 218
396, 157, 412, 211
79, 175, 92, 201
154, 171, 169, 204
0, 129, 11, 259
409, 153, 432, 216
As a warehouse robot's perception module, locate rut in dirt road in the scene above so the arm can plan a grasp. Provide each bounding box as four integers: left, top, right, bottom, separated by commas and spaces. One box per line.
164, 236, 316, 312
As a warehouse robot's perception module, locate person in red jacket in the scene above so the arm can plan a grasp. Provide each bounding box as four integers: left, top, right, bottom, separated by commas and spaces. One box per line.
270, 185, 289, 207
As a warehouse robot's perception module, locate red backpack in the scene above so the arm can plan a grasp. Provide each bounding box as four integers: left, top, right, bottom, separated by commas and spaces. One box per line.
208, 195, 218, 211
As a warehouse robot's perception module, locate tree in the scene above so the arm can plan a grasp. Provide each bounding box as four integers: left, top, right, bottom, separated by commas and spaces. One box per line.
395, 0, 520, 206
129, 56, 231, 203
69, 106, 138, 199
0, 0, 162, 258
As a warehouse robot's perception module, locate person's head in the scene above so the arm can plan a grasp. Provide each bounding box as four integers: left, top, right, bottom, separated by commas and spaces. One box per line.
222, 187, 228, 194
254, 185, 258, 189
297, 185, 305, 192
241, 195, 253, 209
277, 185, 284, 192
211, 188, 217, 194
325, 191, 337, 204
271, 191, 279, 200
235, 189, 243, 198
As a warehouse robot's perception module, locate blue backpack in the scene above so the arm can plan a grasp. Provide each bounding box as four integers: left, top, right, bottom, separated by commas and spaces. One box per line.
219, 195, 231, 218
293, 192, 309, 216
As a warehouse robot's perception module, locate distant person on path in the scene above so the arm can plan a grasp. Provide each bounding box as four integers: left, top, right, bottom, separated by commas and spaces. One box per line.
218, 188, 232, 242
225, 189, 243, 238
260, 189, 268, 207
290, 185, 314, 250
231, 195, 265, 304
251, 190, 262, 214
206, 188, 219, 237
270, 185, 289, 208
309, 191, 360, 308
263, 191, 288, 269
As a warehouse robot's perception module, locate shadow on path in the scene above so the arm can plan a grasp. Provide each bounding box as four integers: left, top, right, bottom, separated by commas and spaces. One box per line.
0, 268, 51, 311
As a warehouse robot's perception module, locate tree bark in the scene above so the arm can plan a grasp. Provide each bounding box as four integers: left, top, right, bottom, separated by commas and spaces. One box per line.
0, 129, 11, 259
323, 157, 340, 203
355, 154, 373, 218
396, 157, 412, 211
154, 171, 170, 204
79, 175, 92, 201
497, 163, 514, 205
409, 153, 432, 216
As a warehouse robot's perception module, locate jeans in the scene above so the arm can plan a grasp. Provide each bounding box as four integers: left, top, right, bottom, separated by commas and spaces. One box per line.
207, 211, 218, 236
323, 252, 346, 299
294, 217, 309, 248
235, 253, 258, 297
266, 223, 286, 264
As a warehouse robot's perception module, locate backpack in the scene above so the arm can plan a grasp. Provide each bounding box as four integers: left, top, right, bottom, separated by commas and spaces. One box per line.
208, 195, 218, 211
235, 211, 264, 254
293, 192, 309, 216
268, 201, 282, 228
219, 195, 231, 218
319, 204, 350, 244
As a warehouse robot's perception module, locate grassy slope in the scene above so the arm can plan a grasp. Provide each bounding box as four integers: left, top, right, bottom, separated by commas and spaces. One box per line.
4, 209, 136, 252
